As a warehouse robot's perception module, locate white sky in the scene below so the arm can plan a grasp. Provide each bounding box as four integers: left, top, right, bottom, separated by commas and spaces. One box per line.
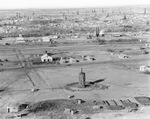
0, 0, 149, 9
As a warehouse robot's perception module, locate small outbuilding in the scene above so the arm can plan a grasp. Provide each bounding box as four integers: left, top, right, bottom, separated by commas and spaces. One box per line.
118, 54, 129, 59
69, 57, 76, 63
75, 99, 85, 104
92, 105, 101, 110
140, 65, 150, 73
7, 102, 29, 113
64, 108, 78, 115
99, 30, 105, 37
7, 102, 20, 113
16, 36, 25, 43
42, 37, 50, 42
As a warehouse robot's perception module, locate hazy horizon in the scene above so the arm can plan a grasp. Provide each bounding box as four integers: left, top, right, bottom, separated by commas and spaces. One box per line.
0, 0, 149, 9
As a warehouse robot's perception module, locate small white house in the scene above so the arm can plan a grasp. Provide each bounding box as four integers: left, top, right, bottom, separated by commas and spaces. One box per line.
99, 30, 105, 37
41, 54, 53, 62
16, 36, 25, 43
140, 65, 150, 73
118, 54, 129, 59
42, 37, 50, 42
69, 57, 76, 63
51, 35, 58, 39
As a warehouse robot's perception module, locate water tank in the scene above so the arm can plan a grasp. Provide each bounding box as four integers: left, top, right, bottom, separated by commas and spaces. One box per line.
78, 68, 86, 88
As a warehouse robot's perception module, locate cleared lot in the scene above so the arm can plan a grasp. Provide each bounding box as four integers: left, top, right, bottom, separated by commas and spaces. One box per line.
0, 43, 149, 119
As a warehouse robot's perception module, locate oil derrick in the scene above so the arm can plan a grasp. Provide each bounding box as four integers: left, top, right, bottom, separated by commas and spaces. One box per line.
77, 10, 79, 15
32, 11, 35, 16
78, 68, 86, 88
123, 14, 126, 20
96, 27, 99, 37
144, 8, 147, 15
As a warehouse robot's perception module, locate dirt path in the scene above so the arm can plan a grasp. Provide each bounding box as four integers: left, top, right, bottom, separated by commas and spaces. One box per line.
28, 70, 49, 89
14, 48, 49, 89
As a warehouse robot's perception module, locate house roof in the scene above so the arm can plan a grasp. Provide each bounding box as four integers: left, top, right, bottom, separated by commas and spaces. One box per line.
41, 54, 52, 59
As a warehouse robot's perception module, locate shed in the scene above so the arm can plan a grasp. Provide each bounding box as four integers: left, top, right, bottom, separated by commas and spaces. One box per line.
118, 54, 129, 59
16, 36, 25, 43
64, 108, 71, 113
7, 102, 30, 113
75, 99, 85, 104
77, 99, 82, 104
92, 105, 100, 110
51, 35, 58, 39
69, 57, 76, 63
99, 30, 105, 37
70, 109, 78, 115
140, 65, 150, 73
7, 110, 29, 118
59, 57, 70, 64
64, 108, 78, 115
7, 102, 20, 113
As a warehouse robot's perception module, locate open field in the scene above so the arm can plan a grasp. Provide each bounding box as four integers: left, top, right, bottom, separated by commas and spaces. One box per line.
0, 41, 149, 119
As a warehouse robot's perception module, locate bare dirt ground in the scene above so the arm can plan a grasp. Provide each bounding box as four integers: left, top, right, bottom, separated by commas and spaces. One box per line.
0, 40, 149, 119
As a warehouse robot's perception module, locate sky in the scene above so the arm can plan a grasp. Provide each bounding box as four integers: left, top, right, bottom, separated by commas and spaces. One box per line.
0, 0, 149, 9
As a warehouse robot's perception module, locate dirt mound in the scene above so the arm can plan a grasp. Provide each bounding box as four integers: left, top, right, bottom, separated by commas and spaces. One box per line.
28, 99, 71, 113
